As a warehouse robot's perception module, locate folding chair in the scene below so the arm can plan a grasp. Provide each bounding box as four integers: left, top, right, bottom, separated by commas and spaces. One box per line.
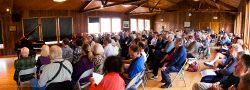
18, 67, 37, 90
168, 59, 188, 88
77, 68, 94, 89
143, 54, 150, 85
126, 71, 145, 90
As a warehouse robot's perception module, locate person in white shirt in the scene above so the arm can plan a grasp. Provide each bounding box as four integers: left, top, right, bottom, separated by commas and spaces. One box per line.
103, 36, 115, 58
150, 34, 158, 46
30, 45, 73, 90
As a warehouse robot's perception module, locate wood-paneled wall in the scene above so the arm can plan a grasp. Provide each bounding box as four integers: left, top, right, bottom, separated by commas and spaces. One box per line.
154, 12, 235, 33
0, 10, 153, 56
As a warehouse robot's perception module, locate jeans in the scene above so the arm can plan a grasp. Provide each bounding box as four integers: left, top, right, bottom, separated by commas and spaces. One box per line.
29, 79, 46, 90
161, 66, 180, 84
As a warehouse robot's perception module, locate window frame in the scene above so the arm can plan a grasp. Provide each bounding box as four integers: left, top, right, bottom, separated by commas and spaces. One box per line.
88, 16, 100, 34
0, 19, 4, 49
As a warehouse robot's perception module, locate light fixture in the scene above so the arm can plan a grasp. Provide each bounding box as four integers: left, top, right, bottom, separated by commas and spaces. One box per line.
122, 5, 132, 7
188, 13, 192, 16
193, 0, 199, 1
53, 0, 66, 2
213, 16, 218, 19
6, 8, 10, 12
100, 5, 104, 9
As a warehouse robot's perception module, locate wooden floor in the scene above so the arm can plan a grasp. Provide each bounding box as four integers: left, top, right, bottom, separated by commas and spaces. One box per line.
0, 52, 215, 90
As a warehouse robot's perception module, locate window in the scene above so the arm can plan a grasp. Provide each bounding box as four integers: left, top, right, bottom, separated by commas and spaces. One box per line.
138, 19, 144, 31
41, 18, 57, 43
88, 17, 100, 34
145, 19, 150, 31
0, 21, 3, 49
59, 17, 72, 40
23, 18, 39, 40
130, 18, 150, 32
88, 17, 121, 33
130, 19, 137, 32
101, 18, 111, 33
112, 18, 121, 32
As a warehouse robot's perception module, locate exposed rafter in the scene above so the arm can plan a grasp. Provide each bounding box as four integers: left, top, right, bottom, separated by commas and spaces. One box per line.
213, 0, 237, 10
166, 0, 177, 4
149, 0, 161, 12
79, 0, 94, 12
124, 1, 147, 14
80, 0, 146, 13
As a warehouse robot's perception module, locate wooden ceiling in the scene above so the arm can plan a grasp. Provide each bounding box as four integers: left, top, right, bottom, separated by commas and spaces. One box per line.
0, 0, 242, 14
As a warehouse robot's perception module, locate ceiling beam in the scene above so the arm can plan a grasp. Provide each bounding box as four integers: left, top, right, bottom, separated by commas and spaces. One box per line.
213, 0, 237, 10
79, 0, 94, 12
80, 0, 146, 13
150, 0, 161, 12
166, 0, 177, 4
124, 1, 147, 14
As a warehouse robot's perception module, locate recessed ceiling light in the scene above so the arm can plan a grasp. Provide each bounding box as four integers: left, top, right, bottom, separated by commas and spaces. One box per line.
53, 0, 66, 2
193, 0, 199, 1
122, 5, 132, 7
6, 8, 10, 12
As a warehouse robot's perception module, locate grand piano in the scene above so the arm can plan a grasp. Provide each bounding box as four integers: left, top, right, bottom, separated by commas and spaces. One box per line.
15, 25, 45, 59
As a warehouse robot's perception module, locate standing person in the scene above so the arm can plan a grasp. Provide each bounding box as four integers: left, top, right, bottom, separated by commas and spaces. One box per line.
61, 38, 73, 63
90, 56, 125, 90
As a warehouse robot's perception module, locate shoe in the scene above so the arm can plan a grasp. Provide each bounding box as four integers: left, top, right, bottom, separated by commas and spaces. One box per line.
204, 62, 214, 67
150, 76, 158, 80
160, 83, 172, 88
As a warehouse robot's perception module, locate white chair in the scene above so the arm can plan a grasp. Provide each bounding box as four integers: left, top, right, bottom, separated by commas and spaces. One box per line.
77, 68, 94, 89
168, 59, 188, 88
126, 71, 145, 90
18, 67, 37, 90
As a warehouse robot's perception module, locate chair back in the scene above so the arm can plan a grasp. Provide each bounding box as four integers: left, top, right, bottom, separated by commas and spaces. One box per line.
19, 67, 37, 76
78, 68, 94, 82
126, 71, 144, 90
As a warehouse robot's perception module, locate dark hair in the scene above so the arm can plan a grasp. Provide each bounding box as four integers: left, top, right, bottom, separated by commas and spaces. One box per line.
241, 54, 250, 68
75, 39, 83, 46
138, 41, 145, 49
104, 56, 123, 73
62, 38, 70, 45
129, 44, 140, 53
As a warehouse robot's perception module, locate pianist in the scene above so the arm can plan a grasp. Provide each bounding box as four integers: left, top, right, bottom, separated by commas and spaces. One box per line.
14, 47, 36, 83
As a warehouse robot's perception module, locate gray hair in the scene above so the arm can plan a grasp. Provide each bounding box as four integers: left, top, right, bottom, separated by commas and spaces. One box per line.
21, 47, 29, 57
50, 45, 62, 60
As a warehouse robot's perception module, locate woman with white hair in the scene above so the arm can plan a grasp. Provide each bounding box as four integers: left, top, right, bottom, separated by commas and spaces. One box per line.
30, 45, 73, 90
92, 43, 105, 74
14, 47, 36, 83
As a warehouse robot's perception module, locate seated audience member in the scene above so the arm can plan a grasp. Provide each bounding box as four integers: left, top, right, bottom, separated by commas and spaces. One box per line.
138, 41, 147, 62
103, 36, 115, 57
193, 53, 250, 90
14, 47, 36, 82
186, 35, 201, 59
36, 45, 50, 75
92, 43, 105, 74
162, 34, 175, 54
90, 56, 125, 90
123, 44, 145, 82
219, 34, 231, 46
72, 39, 83, 64
88, 35, 96, 51
30, 45, 73, 90
71, 44, 94, 85
111, 39, 120, 56
61, 38, 73, 63
160, 38, 187, 88
200, 45, 239, 83
205, 44, 240, 69
234, 73, 250, 90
